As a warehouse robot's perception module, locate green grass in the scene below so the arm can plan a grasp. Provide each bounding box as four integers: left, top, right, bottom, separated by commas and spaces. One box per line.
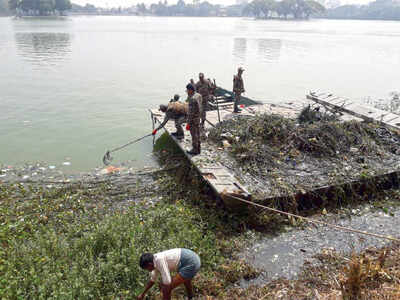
0, 168, 258, 299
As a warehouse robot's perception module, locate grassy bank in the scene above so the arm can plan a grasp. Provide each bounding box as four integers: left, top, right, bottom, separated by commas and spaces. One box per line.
0, 163, 260, 299
1, 135, 400, 299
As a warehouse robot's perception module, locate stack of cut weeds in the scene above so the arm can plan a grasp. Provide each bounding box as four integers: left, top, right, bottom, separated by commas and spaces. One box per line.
209, 107, 400, 180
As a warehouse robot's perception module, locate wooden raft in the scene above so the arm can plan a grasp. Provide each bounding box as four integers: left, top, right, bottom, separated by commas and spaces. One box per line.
307, 91, 400, 131
149, 107, 252, 204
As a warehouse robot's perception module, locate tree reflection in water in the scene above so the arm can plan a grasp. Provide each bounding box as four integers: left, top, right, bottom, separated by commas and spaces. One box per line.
15, 32, 71, 66
256, 38, 282, 63
232, 37, 247, 64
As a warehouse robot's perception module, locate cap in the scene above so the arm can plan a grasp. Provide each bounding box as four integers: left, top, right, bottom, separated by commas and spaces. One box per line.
186, 83, 195, 91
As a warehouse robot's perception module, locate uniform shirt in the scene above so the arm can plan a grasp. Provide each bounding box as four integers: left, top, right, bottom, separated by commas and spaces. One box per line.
150, 248, 181, 285
187, 92, 202, 125
156, 102, 188, 131
233, 75, 244, 93
195, 79, 211, 99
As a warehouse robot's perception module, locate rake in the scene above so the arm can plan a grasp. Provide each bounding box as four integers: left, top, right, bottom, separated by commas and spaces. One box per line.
102, 133, 153, 165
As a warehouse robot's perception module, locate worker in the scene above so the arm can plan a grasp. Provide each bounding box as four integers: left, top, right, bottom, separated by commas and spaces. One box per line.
195, 73, 212, 128
152, 101, 188, 140
233, 67, 245, 113
137, 248, 201, 300
185, 83, 202, 155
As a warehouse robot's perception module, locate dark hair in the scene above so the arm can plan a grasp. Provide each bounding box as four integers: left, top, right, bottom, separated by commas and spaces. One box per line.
186, 83, 195, 91
139, 253, 154, 269
159, 104, 168, 112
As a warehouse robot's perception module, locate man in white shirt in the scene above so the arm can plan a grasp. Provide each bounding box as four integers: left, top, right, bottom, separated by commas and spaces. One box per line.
137, 248, 201, 300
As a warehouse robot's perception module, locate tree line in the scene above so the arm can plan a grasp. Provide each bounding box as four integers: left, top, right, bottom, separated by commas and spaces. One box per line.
8, 0, 71, 16
0, 0, 10, 15
243, 0, 325, 19
325, 0, 400, 21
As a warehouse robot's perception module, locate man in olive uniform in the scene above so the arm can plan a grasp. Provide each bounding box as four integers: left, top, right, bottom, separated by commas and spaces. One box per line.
185, 83, 202, 155
233, 67, 245, 113
152, 101, 188, 139
195, 73, 212, 128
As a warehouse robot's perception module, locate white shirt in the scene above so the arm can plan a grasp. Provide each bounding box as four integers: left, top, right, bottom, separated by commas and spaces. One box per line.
150, 248, 181, 285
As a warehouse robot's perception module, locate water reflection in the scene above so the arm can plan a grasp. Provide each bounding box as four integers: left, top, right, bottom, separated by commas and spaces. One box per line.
256, 38, 282, 63
15, 32, 71, 66
233, 37, 283, 64
233, 37, 247, 63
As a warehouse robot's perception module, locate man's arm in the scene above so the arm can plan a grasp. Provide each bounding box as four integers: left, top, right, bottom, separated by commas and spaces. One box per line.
137, 280, 155, 300
155, 113, 170, 131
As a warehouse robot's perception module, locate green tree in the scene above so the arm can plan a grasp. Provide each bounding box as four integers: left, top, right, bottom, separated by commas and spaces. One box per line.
304, 0, 325, 17
260, 0, 277, 18
55, 0, 70, 13
1, 0, 10, 14
8, 0, 17, 10
276, 0, 292, 18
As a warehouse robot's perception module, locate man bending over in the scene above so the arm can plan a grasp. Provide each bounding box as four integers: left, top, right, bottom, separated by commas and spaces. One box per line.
137, 248, 201, 300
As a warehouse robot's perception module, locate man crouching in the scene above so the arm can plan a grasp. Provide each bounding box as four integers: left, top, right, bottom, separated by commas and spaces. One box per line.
137, 248, 201, 300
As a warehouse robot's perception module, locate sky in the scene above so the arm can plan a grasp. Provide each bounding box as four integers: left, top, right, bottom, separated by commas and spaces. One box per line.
72, 0, 374, 8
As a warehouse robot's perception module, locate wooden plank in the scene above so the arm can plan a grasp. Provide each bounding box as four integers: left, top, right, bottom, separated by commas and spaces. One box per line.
381, 113, 400, 123
307, 92, 400, 131
149, 108, 251, 202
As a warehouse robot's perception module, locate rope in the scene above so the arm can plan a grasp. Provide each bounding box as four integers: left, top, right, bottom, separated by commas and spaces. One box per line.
225, 193, 400, 242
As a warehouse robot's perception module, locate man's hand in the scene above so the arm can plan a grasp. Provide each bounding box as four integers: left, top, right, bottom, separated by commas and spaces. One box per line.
152, 129, 157, 135
186, 123, 190, 131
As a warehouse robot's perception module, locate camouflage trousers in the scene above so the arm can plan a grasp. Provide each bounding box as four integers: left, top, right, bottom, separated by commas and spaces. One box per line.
174, 116, 186, 136
201, 95, 209, 127
234, 92, 241, 111
189, 119, 201, 154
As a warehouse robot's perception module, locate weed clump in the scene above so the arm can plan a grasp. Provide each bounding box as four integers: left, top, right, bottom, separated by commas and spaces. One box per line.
208, 113, 400, 177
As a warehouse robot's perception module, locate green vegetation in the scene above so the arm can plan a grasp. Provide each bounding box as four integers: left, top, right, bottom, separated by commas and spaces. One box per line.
8, 0, 71, 16
243, 0, 325, 19
325, 0, 400, 21
0, 165, 260, 299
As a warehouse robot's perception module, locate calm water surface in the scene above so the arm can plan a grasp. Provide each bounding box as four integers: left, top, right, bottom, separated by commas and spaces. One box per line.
1, 16, 399, 172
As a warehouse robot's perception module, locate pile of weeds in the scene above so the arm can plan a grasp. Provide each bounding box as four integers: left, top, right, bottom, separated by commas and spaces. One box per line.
297, 104, 340, 124
209, 113, 400, 176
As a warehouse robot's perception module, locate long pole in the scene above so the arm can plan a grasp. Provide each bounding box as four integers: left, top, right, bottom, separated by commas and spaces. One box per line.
213, 79, 221, 123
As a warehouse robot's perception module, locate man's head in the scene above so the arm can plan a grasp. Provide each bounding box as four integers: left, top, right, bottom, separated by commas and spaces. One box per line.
186, 83, 195, 96
159, 104, 168, 112
173, 94, 180, 101
139, 253, 155, 271
199, 72, 204, 81
238, 67, 244, 75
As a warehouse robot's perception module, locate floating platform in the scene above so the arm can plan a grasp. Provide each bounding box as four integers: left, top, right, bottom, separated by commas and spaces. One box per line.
150, 90, 400, 209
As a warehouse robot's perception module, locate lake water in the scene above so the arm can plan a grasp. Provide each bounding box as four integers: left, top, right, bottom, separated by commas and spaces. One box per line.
1, 16, 399, 172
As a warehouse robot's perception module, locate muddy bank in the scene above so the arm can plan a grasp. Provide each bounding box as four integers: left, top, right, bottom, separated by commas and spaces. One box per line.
240, 193, 400, 285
